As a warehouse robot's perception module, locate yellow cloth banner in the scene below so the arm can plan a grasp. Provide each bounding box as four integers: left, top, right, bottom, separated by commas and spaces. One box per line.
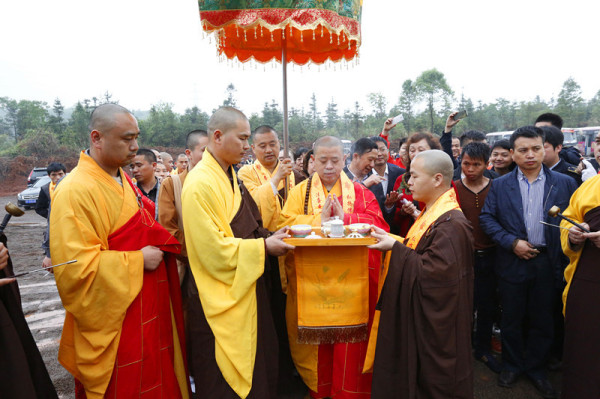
293, 173, 365, 344
363, 188, 461, 372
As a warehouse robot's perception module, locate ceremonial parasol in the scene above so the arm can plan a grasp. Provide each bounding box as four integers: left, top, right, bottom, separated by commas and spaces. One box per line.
198, 0, 363, 165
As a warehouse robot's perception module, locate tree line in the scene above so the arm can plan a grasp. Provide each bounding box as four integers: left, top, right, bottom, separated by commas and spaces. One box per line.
2, 70, 600, 157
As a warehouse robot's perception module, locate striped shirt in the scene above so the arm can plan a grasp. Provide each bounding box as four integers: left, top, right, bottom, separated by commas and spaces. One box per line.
518, 167, 546, 246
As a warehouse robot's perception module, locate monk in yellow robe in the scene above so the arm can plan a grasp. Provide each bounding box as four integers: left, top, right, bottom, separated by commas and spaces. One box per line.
237, 125, 296, 231
182, 106, 294, 399
50, 104, 189, 399
278, 136, 388, 399
158, 129, 209, 392
560, 175, 600, 398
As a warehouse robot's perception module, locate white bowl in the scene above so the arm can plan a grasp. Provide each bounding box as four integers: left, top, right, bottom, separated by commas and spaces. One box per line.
348, 223, 371, 235
290, 224, 312, 237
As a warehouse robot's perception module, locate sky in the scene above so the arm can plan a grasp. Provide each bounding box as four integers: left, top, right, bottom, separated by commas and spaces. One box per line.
1, 0, 599, 117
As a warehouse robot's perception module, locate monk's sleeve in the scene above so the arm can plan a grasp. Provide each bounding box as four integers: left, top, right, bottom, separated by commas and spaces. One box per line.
391, 219, 471, 281
278, 182, 320, 228
238, 166, 279, 230
50, 186, 144, 339
560, 187, 584, 260
345, 183, 390, 232
183, 182, 265, 294
158, 177, 183, 244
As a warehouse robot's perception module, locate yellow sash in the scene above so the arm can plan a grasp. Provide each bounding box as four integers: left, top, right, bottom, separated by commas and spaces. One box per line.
363, 188, 461, 372
252, 159, 295, 193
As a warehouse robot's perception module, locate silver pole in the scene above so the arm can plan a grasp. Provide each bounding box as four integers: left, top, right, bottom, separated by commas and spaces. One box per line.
282, 31, 289, 199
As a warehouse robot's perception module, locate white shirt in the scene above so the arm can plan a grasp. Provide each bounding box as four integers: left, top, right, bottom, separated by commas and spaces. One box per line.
372, 164, 389, 194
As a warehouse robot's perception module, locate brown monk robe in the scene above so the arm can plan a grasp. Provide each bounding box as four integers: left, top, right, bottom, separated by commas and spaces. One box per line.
0, 236, 58, 399
366, 150, 474, 399
561, 175, 600, 399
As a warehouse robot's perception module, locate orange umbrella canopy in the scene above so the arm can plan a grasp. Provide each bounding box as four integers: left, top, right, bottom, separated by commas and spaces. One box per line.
198, 1, 362, 65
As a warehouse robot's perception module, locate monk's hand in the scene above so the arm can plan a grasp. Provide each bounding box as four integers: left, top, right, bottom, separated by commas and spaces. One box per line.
141, 245, 164, 271
568, 223, 589, 250
363, 173, 385, 188
513, 240, 539, 260
330, 195, 345, 220
321, 195, 334, 223
384, 191, 399, 208
266, 228, 295, 256
368, 225, 396, 251
0, 244, 15, 286
582, 228, 600, 249
272, 158, 294, 186
0, 243, 8, 270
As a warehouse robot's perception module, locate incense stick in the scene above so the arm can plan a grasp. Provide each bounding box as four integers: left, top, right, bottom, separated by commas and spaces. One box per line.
539, 221, 571, 232
11, 259, 77, 278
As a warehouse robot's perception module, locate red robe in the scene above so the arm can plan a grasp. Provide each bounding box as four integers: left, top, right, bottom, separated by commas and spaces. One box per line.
280, 180, 389, 399
74, 176, 189, 399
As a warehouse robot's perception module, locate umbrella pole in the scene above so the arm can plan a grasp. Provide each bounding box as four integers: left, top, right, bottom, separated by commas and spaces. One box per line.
282, 31, 289, 200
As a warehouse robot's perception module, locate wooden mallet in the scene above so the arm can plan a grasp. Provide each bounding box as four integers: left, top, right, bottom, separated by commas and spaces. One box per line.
548, 206, 591, 233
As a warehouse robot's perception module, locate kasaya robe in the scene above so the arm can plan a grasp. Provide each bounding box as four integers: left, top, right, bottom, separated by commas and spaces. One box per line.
0, 234, 58, 399
182, 150, 278, 398
50, 151, 189, 399
560, 175, 600, 398
278, 173, 389, 399
368, 189, 474, 399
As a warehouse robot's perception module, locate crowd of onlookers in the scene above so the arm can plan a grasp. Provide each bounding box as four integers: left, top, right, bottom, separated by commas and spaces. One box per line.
24, 109, 600, 399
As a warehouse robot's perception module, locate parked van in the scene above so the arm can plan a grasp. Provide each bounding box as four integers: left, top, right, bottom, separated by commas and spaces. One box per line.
485, 131, 513, 146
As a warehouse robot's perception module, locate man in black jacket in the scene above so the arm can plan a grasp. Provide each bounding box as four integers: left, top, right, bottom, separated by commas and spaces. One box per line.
540, 125, 581, 186
368, 136, 405, 228
35, 162, 66, 219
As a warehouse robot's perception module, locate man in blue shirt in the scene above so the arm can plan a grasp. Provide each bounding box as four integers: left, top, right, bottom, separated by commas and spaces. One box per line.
480, 126, 577, 399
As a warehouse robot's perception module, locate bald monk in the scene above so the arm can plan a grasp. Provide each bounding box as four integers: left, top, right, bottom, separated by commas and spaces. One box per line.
366, 150, 474, 399
50, 104, 189, 399
175, 154, 189, 174
238, 125, 296, 231
160, 151, 175, 173
182, 106, 294, 398
278, 136, 389, 399
158, 129, 209, 387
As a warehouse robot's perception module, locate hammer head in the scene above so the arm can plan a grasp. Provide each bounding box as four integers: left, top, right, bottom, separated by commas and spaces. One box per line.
548, 206, 561, 218
5, 202, 24, 217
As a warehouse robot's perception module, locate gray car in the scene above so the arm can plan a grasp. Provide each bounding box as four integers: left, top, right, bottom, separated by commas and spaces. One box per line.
17, 176, 51, 209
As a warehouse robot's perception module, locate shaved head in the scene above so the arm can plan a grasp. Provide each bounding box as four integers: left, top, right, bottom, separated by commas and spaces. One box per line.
413, 150, 454, 186
160, 152, 172, 163
313, 136, 344, 154
186, 130, 208, 150
207, 107, 248, 139
88, 103, 132, 134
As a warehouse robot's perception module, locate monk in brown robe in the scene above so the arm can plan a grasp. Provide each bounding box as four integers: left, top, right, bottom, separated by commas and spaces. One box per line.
366, 150, 474, 399
560, 174, 600, 399
1, 240, 58, 399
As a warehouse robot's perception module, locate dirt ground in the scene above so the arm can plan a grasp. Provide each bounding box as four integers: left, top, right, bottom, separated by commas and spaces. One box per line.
1, 192, 563, 399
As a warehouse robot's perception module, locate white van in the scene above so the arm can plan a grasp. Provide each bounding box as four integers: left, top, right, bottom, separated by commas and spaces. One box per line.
485, 131, 513, 146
